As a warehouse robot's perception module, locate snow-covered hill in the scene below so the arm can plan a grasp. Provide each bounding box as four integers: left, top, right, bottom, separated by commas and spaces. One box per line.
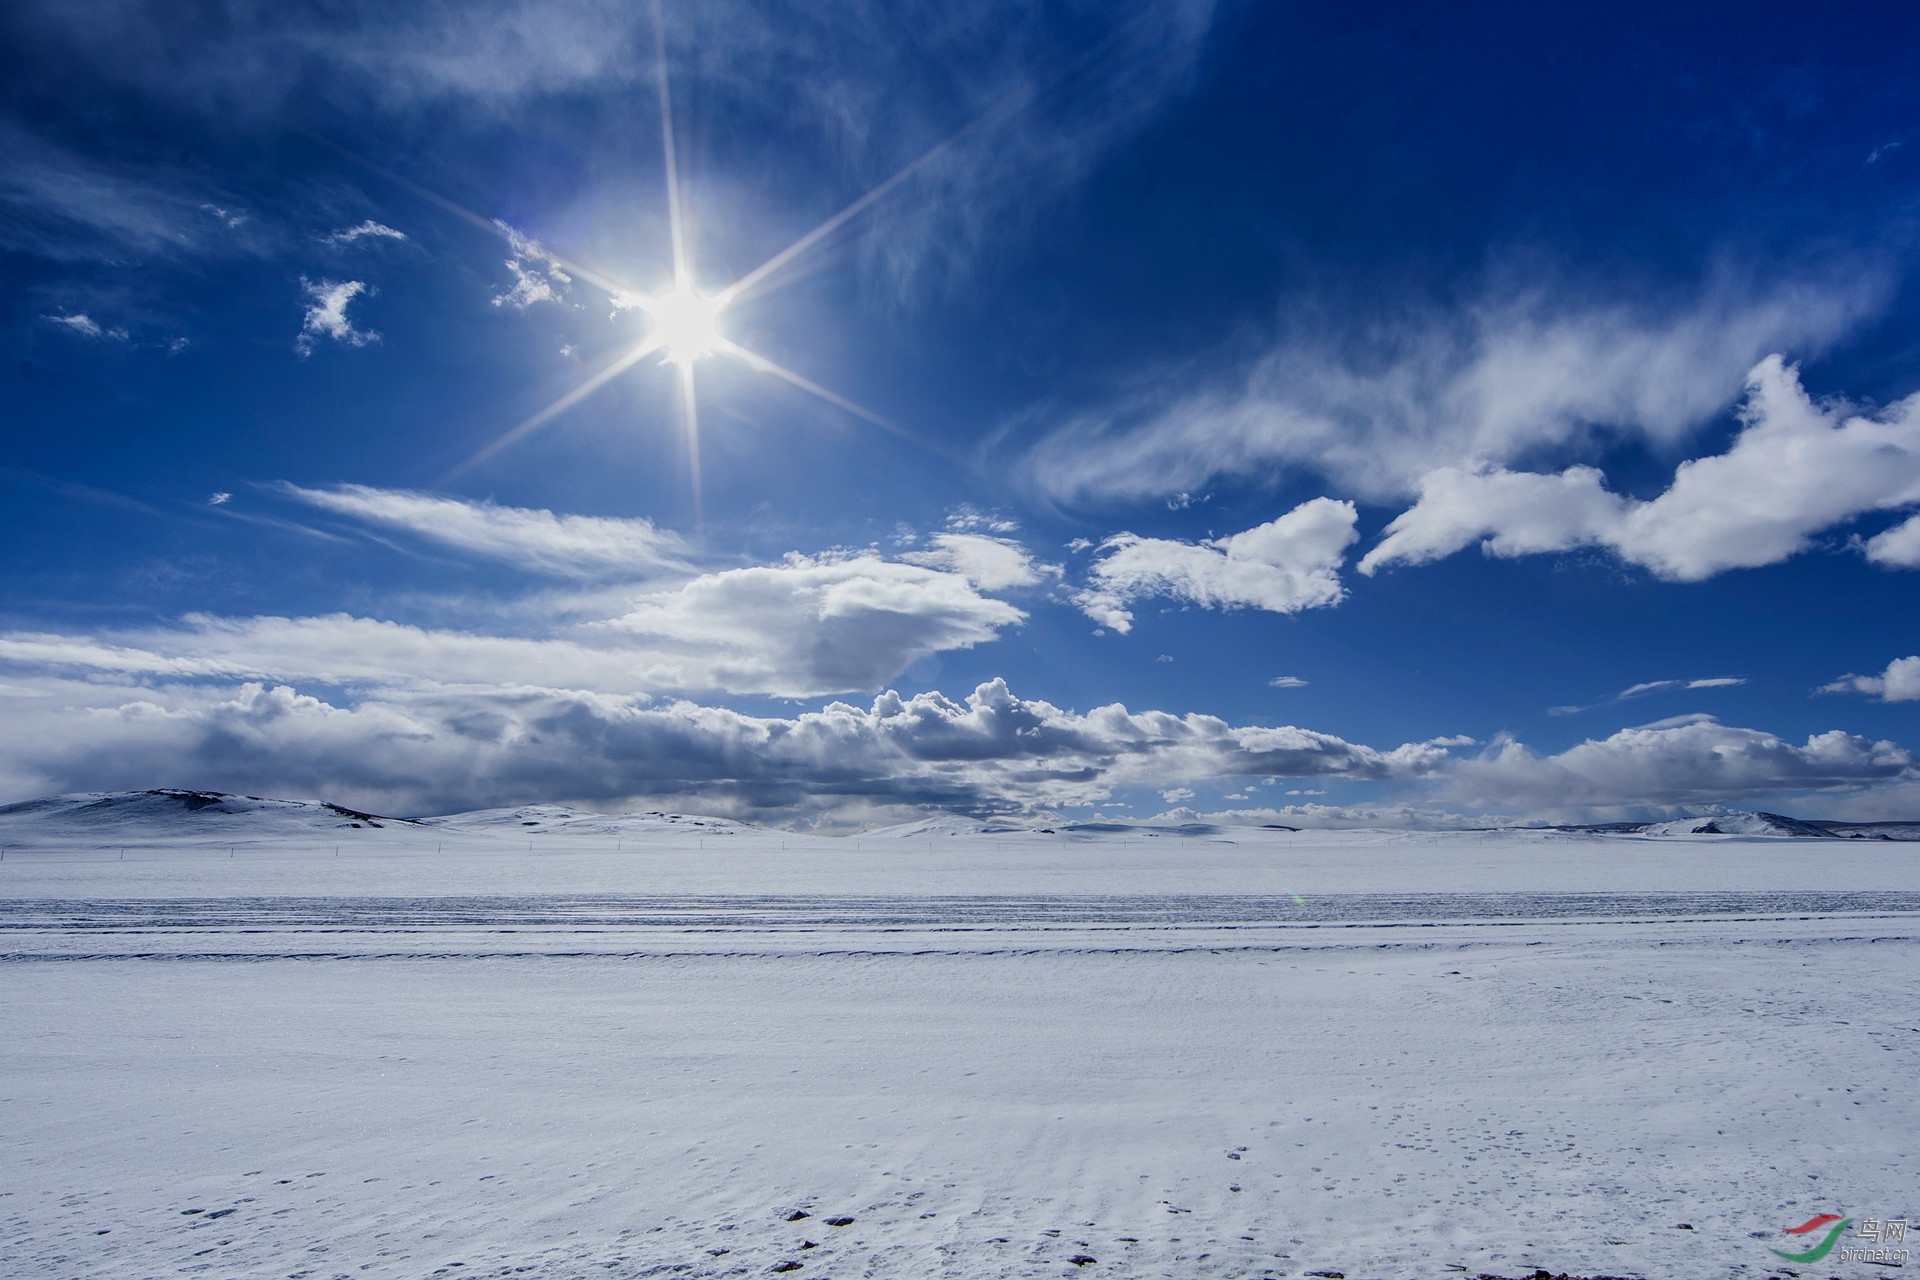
5, 790, 1912, 847
0, 789, 759, 847
0, 788, 418, 836
1631, 810, 1838, 837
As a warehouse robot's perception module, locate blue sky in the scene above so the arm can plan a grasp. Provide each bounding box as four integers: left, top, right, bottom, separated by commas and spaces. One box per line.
5, 0, 1920, 826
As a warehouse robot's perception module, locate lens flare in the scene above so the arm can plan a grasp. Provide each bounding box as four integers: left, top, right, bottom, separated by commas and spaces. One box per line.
643, 287, 722, 366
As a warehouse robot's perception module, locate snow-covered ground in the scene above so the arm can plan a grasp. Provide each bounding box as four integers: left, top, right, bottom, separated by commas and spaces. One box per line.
1, 793, 1915, 1279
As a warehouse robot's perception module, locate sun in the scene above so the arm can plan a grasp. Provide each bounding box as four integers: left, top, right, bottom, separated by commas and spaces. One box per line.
447, 0, 964, 512
642, 286, 723, 366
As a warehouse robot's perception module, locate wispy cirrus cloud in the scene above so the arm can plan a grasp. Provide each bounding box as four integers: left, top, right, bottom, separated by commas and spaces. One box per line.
0, 125, 252, 262
491, 223, 571, 308
1362, 358, 1920, 581
1020, 266, 1885, 507
281, 483, 691, 578
15, 1, 1215, 304
1549, 675, 1747, 716
1073, 498, 1357, 633
1617, 676, 1746, 698
41, 313, 127, 340
322, 219, 406, 245
0, 545, 1032, 700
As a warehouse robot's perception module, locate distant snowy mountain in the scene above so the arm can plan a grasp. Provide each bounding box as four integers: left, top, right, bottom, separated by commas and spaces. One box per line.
1634, 811, 1838, 838
0, 788, 417, 835
1542, 809, 1920, 838
0, 789, 758, 846
3, 790, 1916, 844
427, 803, 750, 836
1806, 819, 1920, 840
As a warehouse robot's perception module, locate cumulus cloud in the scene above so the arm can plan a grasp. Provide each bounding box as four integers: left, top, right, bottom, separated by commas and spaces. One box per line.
1447, 714, 1917, 812
1074, 498, 1358, 633
0, 676, 1459, 822
605, 553, 1027, 695
1362, 357, 1920, 580
281, 484, 691, 578
294, 277, 377, 355
0, 657, 1906, 822
1821, 656, 1920, 703
1862, 512, 1920, 567
1021, 269, 1883, 506
323, 219, 406, 245
1143, 800, 1485, 830
900, 532, 1053, 590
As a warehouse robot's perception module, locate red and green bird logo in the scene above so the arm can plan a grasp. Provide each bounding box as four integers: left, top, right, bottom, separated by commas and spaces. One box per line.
1768, 1213, 1852, 1263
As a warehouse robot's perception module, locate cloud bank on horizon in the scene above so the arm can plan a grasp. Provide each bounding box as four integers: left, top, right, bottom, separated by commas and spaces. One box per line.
5, 0, 1920, 825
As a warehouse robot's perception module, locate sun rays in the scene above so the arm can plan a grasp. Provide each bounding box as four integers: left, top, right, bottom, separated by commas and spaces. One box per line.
437, 0, 973, 520
304, 6, 1180, 520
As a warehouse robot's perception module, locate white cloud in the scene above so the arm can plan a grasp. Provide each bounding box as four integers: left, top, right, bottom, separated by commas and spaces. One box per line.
605, 553, 1027, 695
0, 485, 1068, 700
295, 278, 377, 355
0, 660, 1906, 823
281, 484, 691, 578
42, 312, 129, 340
0, 546, 1034, 700
1362, 357, 1920, 581
900, 533, 1053, 590
1144, 800, 1482, 830
0, 616, 646, 690
1447, 714, 1917, 812
0, 676, 1460, 822
1073, 498, 1358, 633
1021, 269, 1883, 506
1821, 656, 1920, 703
1617, 676, 1745, 699
1862, 512, 1920, 566
323, 219, 406, 245
1269, 676, 1308, 689
493, 223, 572, 308
0, 125, 242, 262
16, 3, 1214, 308
942, 507, 1020, 535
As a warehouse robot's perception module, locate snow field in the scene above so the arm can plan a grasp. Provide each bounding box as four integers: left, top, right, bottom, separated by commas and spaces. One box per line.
0, 813, 1915, 1279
